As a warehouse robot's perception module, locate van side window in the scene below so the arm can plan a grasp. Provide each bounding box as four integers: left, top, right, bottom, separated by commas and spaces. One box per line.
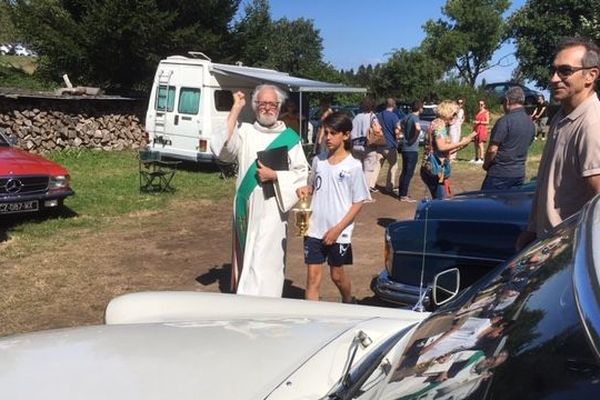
156, 85, 175, 112
178, 87, 201, 115
215, 90, 234, 111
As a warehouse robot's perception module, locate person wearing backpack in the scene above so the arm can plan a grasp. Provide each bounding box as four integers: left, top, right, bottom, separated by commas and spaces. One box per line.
398, 100, 423, 202
363, 98, 401, 193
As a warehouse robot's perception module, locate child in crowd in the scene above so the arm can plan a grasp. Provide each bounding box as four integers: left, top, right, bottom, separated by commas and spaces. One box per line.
296, 111, 371, 303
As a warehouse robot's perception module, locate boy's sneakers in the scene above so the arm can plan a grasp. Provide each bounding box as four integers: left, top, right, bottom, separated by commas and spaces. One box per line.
369, 187, 379, 193
469, 158, 477, 163
399, 196, 417, 203
475, 159, 484, 164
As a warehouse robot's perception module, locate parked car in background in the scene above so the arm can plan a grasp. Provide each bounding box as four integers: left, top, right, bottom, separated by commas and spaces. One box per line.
0, 43, 12, 55
13, 44, 32, 57
373, 183, 534, 309
0, 130, 74, 215
484, 81, 542, 105
308, 104, 358, 141
2, 193, 600, 399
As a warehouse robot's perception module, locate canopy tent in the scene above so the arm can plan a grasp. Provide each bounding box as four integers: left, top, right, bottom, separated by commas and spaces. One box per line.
210, 64, 367, 94
211, 63, 366, 143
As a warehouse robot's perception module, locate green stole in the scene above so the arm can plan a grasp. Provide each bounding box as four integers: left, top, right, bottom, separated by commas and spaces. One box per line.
235, 128, 300, 251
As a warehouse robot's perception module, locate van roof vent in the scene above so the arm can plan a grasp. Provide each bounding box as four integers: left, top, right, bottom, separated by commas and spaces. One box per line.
188, 51, 211, 61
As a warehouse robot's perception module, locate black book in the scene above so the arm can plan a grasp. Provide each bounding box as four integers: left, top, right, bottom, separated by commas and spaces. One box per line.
256, 146, 289, 199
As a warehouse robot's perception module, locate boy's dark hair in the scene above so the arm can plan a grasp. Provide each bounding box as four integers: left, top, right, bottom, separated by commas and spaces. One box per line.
411, 100, 423, 112
360, 96, 376, 112
323, 111, 353, 150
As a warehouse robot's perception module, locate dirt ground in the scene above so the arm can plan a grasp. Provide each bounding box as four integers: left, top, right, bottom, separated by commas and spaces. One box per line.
0, 168, 484, 337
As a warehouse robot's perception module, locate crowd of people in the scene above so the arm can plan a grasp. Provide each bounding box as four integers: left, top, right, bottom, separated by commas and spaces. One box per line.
211, 36, 600, 302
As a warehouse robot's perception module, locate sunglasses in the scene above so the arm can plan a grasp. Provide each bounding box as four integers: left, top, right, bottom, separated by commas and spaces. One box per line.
255, 101, 280, 110
550, 64, 596, 79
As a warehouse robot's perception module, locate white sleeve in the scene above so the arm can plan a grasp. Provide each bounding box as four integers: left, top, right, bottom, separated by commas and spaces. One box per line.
351, 115, 360, 140
307, 155, 318, 187
351, 163, 371, 203
210, 121, 243, 163
274, 143, 309, 213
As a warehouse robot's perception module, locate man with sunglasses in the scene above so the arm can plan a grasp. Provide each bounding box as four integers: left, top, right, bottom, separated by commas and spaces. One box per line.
517, 37, 600, 251
212, 84, 309, 296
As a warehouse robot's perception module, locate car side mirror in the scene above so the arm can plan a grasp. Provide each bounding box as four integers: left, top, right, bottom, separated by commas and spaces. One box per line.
432, 268, 460, 306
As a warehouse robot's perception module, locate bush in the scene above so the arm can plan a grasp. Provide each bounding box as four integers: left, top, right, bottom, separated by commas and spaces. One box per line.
0, 55, 58, 91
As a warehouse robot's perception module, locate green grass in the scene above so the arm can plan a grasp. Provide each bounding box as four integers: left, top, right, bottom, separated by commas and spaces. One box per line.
5, 150, 235, 241
451, 122, 545, 180
0, 55, 58, 91
4, 138, 545, 245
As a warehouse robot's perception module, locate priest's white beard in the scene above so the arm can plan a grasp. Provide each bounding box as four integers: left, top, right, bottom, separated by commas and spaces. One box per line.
257, 110, 279, 127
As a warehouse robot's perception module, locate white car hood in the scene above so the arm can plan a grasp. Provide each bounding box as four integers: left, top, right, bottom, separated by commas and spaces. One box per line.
0, 317, 367, 400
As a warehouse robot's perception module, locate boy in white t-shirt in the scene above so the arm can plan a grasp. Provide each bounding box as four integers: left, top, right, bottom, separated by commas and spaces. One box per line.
296, 112, 371, 303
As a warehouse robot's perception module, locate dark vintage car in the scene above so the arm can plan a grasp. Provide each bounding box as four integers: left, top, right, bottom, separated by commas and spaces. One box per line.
359, 196, 600, 399
484, 81, 542, 105
373, 184, 534, 308
2, 194, 599, 399
0, 130, 74, 215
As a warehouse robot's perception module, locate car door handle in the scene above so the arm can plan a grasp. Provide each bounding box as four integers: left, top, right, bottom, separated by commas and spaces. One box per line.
174, 115, 179, 125
181, 116, 191, 121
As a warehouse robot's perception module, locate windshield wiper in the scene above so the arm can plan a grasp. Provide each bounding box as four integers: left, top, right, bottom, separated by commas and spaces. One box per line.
325, 323, 416, 400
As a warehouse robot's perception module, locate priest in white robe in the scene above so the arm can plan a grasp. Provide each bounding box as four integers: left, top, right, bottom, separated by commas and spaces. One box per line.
211, 84, 309, 297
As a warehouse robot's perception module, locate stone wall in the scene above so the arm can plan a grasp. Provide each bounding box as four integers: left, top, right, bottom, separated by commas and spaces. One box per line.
0, 94, 148, 153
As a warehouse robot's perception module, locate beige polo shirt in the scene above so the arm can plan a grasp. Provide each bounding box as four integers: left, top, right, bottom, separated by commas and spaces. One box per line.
529, 93, 600, 236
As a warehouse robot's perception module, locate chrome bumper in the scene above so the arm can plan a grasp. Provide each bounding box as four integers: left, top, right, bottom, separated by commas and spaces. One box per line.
372, 270, 430, 307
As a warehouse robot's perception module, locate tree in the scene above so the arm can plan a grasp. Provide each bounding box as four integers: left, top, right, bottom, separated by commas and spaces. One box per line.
581, 1, 600, 41
233, 0, 273, 67
10, 0, 240, 90
233, 0, 327, 79
373, 48, 445, 100
422, 0, 510, 86
0, 1, 19, 44
509, 0, 600, 87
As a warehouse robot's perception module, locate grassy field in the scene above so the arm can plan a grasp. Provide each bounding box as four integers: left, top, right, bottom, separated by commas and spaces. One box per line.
2, 150, 235, 258
4, 136, 545, 241
0, 141, 545, 336
0, 54, 58, 90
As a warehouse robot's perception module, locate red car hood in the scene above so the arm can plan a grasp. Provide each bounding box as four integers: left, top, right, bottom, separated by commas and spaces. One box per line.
0, 146, 68, 176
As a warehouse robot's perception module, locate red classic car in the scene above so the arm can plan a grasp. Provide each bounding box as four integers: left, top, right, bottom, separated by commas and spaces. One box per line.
0, 130, 74, 215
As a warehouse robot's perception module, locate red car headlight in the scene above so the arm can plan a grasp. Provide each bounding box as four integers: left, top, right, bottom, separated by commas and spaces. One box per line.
49, 175, 70, 190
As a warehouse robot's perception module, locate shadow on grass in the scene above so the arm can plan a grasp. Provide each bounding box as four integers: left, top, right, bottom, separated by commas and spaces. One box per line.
196, 263, 233, 293
282, 279, 305, 299
0, 206, 78, 244
163, 159, 238, 180
358, 295, 399, 308
196, 264, 306, 299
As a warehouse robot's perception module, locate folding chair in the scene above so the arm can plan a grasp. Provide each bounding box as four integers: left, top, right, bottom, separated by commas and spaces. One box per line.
215, 159, 238, 180
138, 150, 180, 193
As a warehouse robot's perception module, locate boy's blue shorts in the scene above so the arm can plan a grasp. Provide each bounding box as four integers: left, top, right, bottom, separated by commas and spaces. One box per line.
304, 236, 353, 266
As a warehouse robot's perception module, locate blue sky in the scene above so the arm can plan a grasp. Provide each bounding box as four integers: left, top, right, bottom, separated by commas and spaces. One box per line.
263, 0, 527, 85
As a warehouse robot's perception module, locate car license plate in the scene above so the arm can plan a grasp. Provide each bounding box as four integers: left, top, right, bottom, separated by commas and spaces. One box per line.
0, 200, 39, 214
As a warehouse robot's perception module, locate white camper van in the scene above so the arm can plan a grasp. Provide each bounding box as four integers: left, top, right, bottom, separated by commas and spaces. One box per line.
145, 52, 365, 163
